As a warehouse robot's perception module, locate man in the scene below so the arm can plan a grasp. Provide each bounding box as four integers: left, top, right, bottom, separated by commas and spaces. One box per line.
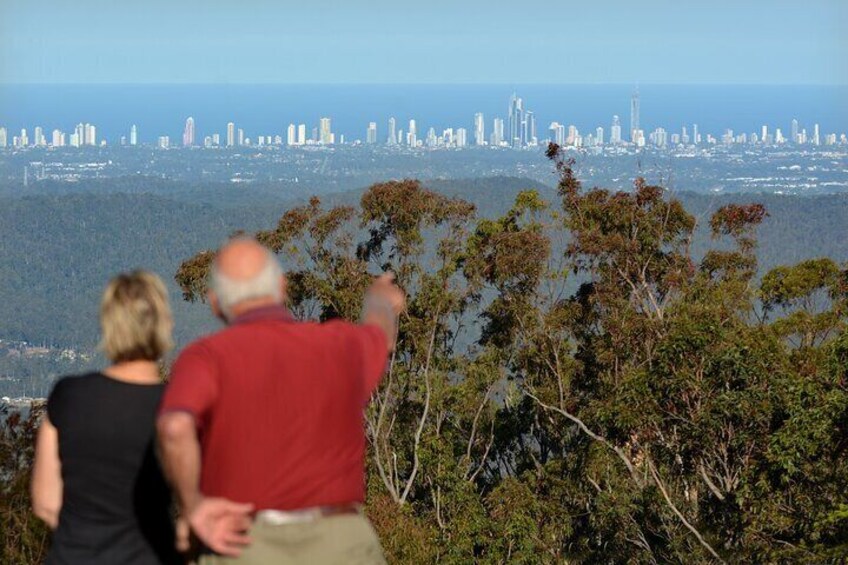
157, 237, 404, 564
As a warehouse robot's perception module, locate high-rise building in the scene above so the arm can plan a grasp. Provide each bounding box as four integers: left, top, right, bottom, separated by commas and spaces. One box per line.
761, 125, 769, 144
526, 111, 537, 146
596, 127, 604, 146
84, 124, 96, 146
474, 113, 485, 146
0, 127, 6, 148
19, 128, 29, 147
407, 119, 417, 147
813, 123, 820, 146
456, 128, 468, 147
426, 127, 438, 147
52, 129, 65, 147
33, 127, 44, 147
212, 133, 220, 146
630, 87, 640, 143
319, 118, 333, 145
297, 124, 306, 145
549, 122, 565, 146
226, 122, 235, 147
610, 115, 622, 144
367, 122, 377, 144
130, 124, 138, 146
183, 117, 195, 147
287, 124, 296, 145
158, 136, 170, 149
693, 124, 700, 144
567, 125, 578, 146
508, 94, 524, 148
791, 118, 799, 143
238, 128, 245, 146
491, 118, 504, 146
387, 117, 397, 145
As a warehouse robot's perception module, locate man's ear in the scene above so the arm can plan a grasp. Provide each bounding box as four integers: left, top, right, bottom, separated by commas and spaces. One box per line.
208, 290, 224, 320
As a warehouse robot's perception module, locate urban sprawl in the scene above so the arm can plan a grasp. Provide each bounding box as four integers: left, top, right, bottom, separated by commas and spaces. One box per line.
2, 91, 846, 152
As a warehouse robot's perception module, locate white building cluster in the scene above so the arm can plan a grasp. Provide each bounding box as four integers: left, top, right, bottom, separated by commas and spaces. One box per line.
2, 92, 847, 152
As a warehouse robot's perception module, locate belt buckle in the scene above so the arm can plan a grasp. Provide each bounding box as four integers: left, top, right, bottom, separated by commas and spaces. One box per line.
256, 508, 321, 526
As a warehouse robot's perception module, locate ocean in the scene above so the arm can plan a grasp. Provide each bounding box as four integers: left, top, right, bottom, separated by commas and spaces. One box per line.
0, 84, 845, 145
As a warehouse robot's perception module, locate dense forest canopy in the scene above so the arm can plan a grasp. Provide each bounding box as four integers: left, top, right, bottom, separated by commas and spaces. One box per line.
171, 148, 846, 562
2, 155, 847, 562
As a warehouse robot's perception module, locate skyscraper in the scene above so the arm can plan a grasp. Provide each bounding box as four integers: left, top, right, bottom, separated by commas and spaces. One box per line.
596, 127, 604, 146
474, 113, 485, 146
387, 117, 397, 145
34, 127, 45, 147
791, 118, 799, 143
319, 118, 333, 145
456, 128, 468, 147
297, 124, 306, 145
491, 118, 504, 146
52, 129, 65, 147
693, 124, 700, 144
367, 122, 377, 144
407, 119, 417, 147
508, 94, 524, 148
238, 128, 245, 146
84, 124, 96, 146
549, 122, 565, 146
610, 115, 622, 144
630, 87, 640, 143
813, 123, 820, 146
526, 111, 537, 146
287, 124, 296, 146
227, 122, 235, 147
183, 117, 195, 147
0, 127, 6, 148
130, 124, 138, 146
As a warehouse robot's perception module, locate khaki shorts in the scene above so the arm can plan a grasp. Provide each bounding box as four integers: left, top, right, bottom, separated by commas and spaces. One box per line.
198, 513, 386, 565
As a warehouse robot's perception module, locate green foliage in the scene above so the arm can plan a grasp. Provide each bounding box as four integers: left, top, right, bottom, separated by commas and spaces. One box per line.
4, 168, 848, 563
172, 148, 848, 562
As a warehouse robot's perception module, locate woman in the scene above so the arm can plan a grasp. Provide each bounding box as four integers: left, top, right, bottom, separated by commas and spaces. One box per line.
32, 271, 181, 564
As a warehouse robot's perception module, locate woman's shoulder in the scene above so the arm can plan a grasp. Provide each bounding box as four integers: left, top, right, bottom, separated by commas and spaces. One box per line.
49, 372, 107, 395
46, 373, 105, 423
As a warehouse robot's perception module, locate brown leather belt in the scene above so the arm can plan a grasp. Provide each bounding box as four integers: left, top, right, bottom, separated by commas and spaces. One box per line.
255, 503, 362, 525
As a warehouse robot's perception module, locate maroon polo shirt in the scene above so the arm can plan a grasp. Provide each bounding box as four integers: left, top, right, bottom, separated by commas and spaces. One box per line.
159, 305, 388, 511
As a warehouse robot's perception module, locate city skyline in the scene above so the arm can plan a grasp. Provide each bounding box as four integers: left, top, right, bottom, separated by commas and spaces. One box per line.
2, 90, 845, 151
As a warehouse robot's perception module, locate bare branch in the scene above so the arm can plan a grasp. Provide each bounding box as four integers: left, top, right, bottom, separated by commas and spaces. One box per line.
648, 458, 725, 563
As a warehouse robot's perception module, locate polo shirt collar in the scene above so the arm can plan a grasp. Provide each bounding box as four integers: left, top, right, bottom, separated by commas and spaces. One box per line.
231, 304, 294, 326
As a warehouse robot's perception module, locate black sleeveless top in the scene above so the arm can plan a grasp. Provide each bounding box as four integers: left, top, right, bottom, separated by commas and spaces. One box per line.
46, 373, 180, 564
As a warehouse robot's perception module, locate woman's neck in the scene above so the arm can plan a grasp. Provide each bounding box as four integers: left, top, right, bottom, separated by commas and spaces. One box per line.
103, 360, 161, 384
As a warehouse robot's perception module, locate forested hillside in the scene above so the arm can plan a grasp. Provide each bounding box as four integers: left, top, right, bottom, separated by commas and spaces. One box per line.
2, 177, 847, 352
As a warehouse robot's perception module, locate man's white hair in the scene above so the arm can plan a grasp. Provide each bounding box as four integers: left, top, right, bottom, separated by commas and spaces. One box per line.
211, 239, 283, 319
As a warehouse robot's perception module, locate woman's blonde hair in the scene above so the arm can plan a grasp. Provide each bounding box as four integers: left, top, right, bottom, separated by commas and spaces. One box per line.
99, 271, 173, 363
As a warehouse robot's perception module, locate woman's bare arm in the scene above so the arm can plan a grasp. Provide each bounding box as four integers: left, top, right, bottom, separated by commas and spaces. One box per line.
31, 416, 63, 529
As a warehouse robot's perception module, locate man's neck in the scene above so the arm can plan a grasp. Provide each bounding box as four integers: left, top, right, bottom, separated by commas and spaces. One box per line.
228, 299, 284, 322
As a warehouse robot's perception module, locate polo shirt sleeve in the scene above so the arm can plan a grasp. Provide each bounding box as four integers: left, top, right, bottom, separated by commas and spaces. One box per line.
160, 342, 218, 422
351, 323, 389, 397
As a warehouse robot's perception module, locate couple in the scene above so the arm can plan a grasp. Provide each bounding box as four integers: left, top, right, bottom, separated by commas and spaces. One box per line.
31, 237, 405, 564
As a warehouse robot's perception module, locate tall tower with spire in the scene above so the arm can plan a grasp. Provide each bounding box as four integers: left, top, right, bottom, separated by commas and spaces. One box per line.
630, 86, 640, 143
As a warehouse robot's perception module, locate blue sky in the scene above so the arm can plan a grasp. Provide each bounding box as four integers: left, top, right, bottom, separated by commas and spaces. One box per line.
1, 0, 845, 84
